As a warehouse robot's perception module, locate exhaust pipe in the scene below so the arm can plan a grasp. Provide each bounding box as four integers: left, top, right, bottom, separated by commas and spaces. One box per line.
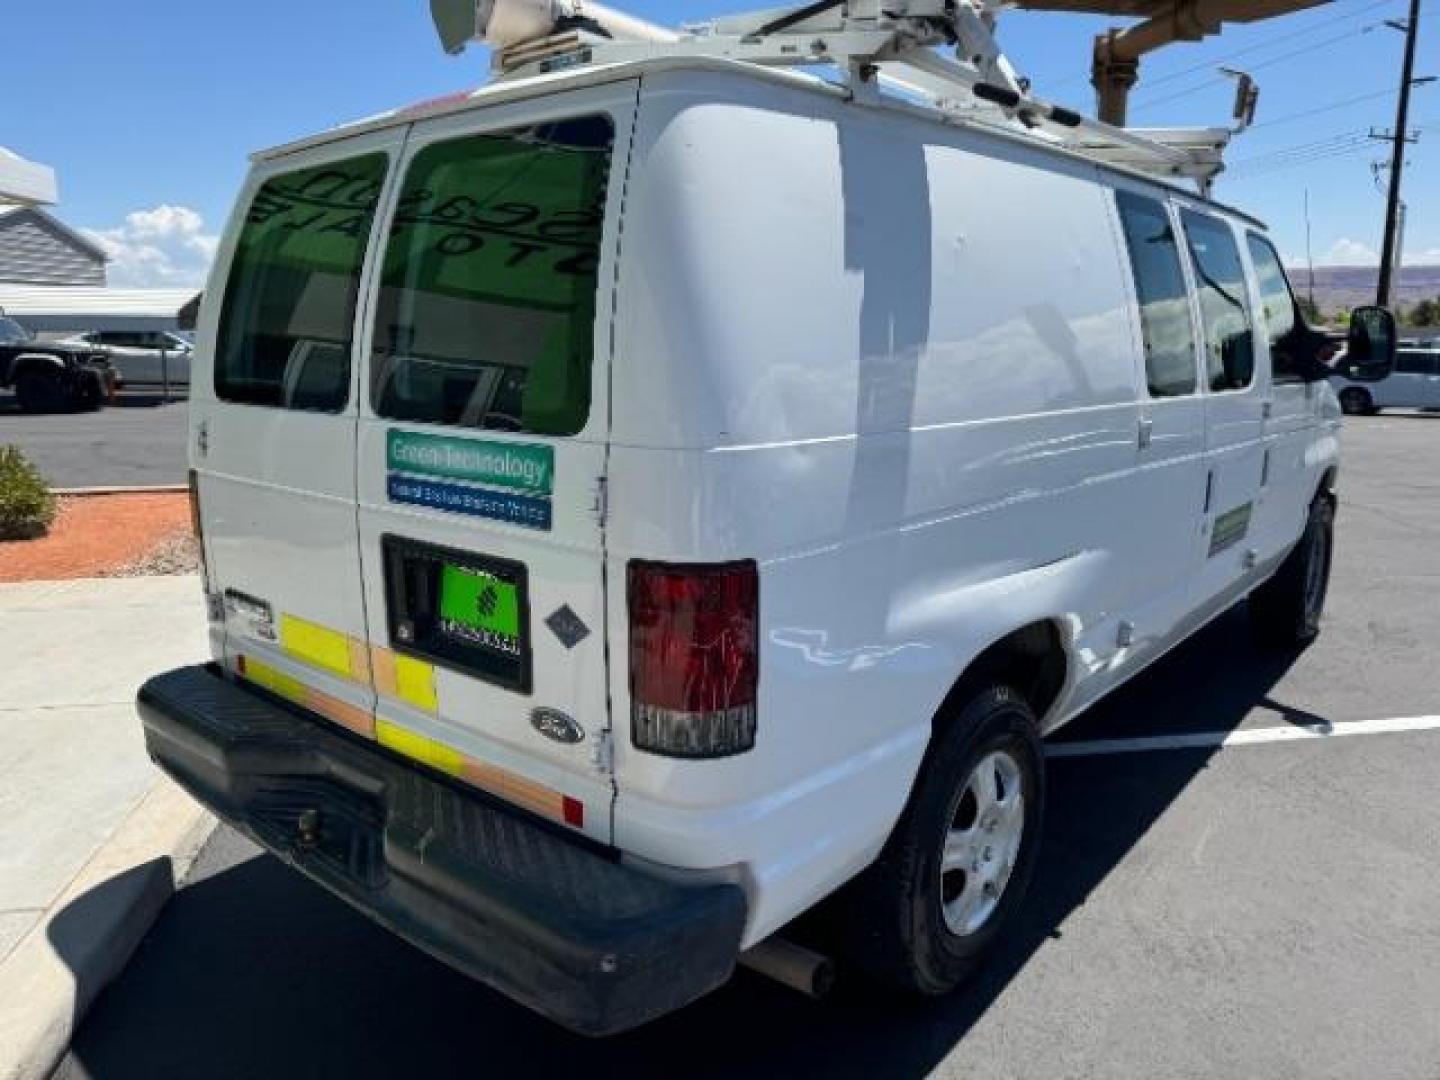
738, 937, 837, 1000
431, 0, 677, 54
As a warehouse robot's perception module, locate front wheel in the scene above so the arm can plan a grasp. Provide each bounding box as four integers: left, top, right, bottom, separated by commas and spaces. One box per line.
843, 684, 1045, 995
14, 370, 66, 413
1251, 493, 1335, 649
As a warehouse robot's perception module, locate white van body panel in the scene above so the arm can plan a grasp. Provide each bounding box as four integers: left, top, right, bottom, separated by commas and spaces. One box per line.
605, 70, 1203, 942
193, 59, 1338, 952
194, 125, 408, 733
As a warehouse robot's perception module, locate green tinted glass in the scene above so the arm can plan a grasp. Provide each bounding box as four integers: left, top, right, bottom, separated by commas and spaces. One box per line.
372, 116, 615, 436
216, 155, 388, 411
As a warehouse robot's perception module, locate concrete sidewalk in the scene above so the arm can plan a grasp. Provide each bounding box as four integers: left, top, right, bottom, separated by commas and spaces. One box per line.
0, 575, 213, 1080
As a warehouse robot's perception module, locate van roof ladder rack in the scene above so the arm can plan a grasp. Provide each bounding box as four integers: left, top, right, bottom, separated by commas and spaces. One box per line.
472, 0, 1235, 194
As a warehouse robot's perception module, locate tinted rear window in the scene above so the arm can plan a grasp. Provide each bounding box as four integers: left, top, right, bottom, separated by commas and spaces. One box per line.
370, 116, 614, 437
215, 154, 388, 411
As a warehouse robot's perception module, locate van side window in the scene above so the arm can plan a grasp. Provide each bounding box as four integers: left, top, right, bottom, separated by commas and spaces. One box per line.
1245, 234, 1305, 383
1180, 210, 1255, 393
1115, 191, 1197, 398
371, 116, 614, 437
215, 154, 388, 411
1396, 351, 1435, 375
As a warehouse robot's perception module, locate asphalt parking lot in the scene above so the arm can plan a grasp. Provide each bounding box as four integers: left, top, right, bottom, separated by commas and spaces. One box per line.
58, 415, 1440, 1080
0, 392, 188, 488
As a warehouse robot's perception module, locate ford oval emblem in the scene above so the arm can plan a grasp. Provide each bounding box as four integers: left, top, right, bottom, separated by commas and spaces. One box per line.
530, 707, 585, 745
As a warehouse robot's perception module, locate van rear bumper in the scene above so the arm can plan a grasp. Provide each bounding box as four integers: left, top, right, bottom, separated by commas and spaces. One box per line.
137, 664, 747, 1036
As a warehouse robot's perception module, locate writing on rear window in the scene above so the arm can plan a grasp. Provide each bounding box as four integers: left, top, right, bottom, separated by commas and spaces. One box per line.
371, 115, 615, 437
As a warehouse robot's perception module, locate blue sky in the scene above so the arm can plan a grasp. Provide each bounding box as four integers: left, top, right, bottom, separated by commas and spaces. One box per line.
2, 0, 1434, 284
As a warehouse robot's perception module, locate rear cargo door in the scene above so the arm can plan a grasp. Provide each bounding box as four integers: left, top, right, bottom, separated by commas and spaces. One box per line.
354, 86, 636, 844
196, 130, 402, 732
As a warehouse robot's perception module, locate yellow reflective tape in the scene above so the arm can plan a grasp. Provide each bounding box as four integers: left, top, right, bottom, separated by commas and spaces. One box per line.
280, 614, 359, 681
395, 654, 439, 714
377, 720, 465, 777
241, 657, 308, 705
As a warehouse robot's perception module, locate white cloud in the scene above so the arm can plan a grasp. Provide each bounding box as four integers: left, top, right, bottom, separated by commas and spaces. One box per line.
1320, 238, 1380, 267
82, 205, 218, 287
1412, 247, 1440, 266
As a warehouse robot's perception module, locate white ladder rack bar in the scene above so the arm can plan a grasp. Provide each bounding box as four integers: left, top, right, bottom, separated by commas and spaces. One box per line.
490, 1, 1234, 191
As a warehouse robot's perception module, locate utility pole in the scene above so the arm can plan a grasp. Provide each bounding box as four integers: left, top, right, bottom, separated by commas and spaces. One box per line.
1376, 0, 1422, 308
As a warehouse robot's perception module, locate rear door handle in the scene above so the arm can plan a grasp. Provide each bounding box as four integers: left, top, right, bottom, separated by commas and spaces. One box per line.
1138, 418, 1154, 450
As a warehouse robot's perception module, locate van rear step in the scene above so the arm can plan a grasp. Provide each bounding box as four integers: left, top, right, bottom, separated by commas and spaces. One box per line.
138, 665, 747, 1036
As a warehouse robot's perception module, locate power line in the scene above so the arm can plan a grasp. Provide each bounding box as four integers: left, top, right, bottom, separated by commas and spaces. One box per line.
1132, 18, 1399, 113
1246, 87, 1399, 131
1041, 0, 1404, 93
1226, 140, 1377, 180
1133, 0, 1403, 94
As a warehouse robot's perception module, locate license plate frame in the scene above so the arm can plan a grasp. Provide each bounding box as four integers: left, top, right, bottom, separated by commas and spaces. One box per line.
381, 535, 533, 695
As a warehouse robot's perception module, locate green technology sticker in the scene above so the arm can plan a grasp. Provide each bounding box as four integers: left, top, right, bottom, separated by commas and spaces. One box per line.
387, 430, 555, 531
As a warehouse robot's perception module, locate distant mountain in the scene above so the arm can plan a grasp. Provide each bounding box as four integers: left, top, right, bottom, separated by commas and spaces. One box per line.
1285, 265, 1440, 320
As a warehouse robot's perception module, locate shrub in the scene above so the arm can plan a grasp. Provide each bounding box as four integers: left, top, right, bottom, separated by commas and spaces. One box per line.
0, 445, 57, 541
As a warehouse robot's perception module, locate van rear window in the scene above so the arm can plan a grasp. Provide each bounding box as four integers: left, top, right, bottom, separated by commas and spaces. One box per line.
370, 116, 614, 437
215, 154, 388, 411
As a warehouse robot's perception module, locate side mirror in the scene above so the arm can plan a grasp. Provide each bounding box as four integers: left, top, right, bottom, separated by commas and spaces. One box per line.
1345, 306, 1397, 376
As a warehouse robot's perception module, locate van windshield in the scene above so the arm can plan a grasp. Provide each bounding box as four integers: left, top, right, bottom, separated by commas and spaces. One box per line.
370, 116, 614, 437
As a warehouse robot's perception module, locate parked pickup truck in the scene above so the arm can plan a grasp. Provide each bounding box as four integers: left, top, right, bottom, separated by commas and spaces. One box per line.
0, 315, 115, 412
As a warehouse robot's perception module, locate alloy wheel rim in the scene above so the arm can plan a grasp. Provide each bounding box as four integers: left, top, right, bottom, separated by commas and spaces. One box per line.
940, 749, 1025, 937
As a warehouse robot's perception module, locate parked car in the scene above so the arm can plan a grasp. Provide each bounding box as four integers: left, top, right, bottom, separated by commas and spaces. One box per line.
1331, 343, 1440, 414
0, 315, 115, 412
60, 330, 193, 388
135, 42, 1396, 1037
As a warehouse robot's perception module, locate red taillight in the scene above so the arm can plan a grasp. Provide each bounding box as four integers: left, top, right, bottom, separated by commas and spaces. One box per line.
627, 560, 759, 759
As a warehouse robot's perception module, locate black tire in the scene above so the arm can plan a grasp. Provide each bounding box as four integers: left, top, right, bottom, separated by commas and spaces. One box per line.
842, 684, 1045, 995
70, 374, 106, 412
14, 370, 66, 414
1251, 493, 1335, 650
1338, 388, 1373, 416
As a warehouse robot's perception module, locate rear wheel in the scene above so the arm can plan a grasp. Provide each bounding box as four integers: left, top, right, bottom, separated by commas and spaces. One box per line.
843, 684, 1044, 995
1251, 493, 1335, 649
14, 370, 66, 414
1338, 388, 1374, 416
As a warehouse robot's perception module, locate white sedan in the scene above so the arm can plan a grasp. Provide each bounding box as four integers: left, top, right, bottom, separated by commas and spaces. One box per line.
60, 330, 193, 388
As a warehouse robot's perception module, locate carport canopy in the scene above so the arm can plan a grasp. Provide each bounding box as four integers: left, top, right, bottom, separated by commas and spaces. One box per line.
0, 285, 202, 334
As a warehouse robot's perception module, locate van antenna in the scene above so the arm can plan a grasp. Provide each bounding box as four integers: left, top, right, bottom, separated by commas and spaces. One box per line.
430, 0, 1236, 194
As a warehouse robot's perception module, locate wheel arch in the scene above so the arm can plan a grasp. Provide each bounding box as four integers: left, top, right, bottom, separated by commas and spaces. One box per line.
933, 618, 1070, 735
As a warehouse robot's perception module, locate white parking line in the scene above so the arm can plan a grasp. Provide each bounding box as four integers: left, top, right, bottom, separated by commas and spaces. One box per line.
1047, 715, 1440, 759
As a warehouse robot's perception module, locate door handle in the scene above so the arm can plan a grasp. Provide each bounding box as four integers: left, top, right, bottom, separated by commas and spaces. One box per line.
1138, 418, 1154, 450
1262, 400, 1274, 420
1203, 470, 1214, 514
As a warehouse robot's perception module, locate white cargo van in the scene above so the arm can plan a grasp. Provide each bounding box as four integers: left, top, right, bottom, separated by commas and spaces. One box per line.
138, 2, 1397, 1036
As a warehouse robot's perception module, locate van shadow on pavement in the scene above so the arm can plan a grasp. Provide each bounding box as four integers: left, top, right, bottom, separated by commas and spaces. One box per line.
63, 604, 1309, 1079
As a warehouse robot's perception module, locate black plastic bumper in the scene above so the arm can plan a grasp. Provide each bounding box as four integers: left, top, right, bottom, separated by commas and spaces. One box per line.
138, 664, 747, 1036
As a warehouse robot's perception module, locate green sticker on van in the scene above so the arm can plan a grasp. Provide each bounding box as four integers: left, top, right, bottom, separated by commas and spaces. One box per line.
439, 563, 521, 643
387, 430, 553, 495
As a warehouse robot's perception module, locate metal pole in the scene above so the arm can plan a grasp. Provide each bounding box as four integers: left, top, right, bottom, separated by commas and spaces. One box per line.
161, 347, 171, 403
1304, 187, 1316, 311
1376, 0, 1421, 309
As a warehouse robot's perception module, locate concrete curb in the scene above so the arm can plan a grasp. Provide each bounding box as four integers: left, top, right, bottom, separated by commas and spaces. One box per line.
49, 486, 188, 497
0, 779, 215, 1080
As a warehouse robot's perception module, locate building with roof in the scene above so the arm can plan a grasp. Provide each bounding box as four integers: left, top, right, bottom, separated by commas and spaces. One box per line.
0, 284, 199, 333
0, 205, 108, 286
